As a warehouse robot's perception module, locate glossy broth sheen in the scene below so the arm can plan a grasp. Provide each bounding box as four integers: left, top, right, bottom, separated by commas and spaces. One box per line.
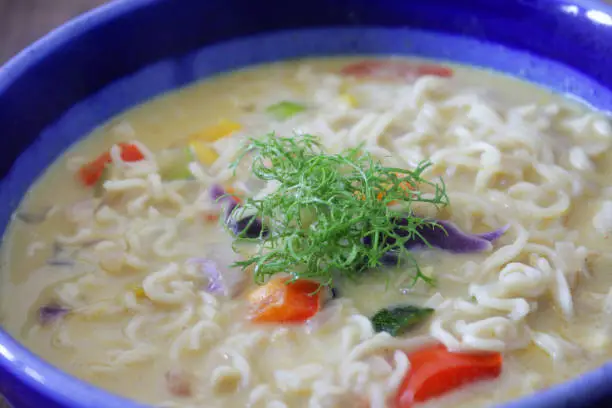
1, 58, 612, 408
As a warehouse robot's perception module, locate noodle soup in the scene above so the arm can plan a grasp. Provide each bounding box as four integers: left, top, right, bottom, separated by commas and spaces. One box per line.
1, 58, 611, 408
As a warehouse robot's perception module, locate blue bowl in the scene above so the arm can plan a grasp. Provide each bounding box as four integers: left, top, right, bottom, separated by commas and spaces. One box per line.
1, 0, 612, 407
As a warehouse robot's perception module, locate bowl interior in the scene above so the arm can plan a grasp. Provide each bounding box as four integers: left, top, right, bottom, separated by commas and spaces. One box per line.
1, 1, 612, 407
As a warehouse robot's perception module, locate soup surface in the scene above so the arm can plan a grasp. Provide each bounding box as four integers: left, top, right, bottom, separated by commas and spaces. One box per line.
1, 58, 612, 408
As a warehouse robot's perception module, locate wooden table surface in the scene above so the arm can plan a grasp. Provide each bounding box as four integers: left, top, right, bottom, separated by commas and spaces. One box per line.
0, 0, 108, 65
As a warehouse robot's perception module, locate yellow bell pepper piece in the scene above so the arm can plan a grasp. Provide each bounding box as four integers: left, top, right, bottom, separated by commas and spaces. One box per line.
189, 119, 241, 143
131, 286, 146, 298
190, 141, 219, 166
340, 93, 357, 108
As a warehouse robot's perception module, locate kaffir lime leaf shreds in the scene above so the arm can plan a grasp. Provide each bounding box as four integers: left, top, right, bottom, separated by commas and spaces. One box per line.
230, 133, 449, 287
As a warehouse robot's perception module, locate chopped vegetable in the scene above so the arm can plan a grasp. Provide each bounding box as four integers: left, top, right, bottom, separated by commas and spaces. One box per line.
371, 305, 434, 336
341, 60, 453, 81
93, 165, 110, 197
38, 304, 70, 325
157, 147, 194, 180
209, 184, 245, 227
204, 213, 219, 223
210, 184, 227, 201
361, 174, 414, 204
231, 133, 448, 287
339, 93, 357, 108
266, 101, 307, 121
363, 219, 507, 258
210, 184, 241, 204
158, 143, 221, 181
16, 206, 52, 224
477, 224, 511, 242
330, 287, 340, 299
395, 344, 502, 407
119, 143, 146, 162
46, 258, 74, 267
165, 369, 192, 397
78, 143, 144, 186
377, 250, 401, 266
130, 286, 146, 298
224, 186, 242, 203
228, 215, 268, 239
404, 220, 508, 253
248, 277, 321, 323
189, 119, 241, 143
319, 286, 339, 305
188, 258, 247, 297
190, 141, 219, 166
210, 185, 268, 237
78, 151, 111, 186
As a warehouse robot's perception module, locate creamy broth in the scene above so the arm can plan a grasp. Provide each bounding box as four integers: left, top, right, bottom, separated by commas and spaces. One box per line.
1, 58, 612, 408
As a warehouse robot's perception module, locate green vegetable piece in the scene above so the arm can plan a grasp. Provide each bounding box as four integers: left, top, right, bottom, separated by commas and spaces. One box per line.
158, 147, 194, 180
266, 101, 306, 121
93, 166, 110, 198
371, 305, 434, 336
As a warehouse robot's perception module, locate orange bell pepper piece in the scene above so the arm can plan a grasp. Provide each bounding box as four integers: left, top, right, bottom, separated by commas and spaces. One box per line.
340, 60, 453, 81
248, 277, 321, 323
78, 143, 144, 186
395, 344, 502, 407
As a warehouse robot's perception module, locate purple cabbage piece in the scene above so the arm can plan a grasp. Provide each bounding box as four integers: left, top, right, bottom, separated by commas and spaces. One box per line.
229, 216, 269, 239
209, 184, 227, 202
201, 259, 225, 293
364, 218, 508, 256
188, 258, 247, 297
210, 184, 237, 219
379, 250, 401, 266
404, 220, 505, 253
38, 304, 70, 325
210, 184, 267, 238
477, 224, 510, 242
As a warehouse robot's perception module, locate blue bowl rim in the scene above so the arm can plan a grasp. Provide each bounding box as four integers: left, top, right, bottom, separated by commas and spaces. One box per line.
2, 0, 612, 407
4, 0, 612, 93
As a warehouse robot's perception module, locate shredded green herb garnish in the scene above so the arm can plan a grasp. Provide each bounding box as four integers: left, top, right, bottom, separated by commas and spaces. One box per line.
231, 133, 449, 287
